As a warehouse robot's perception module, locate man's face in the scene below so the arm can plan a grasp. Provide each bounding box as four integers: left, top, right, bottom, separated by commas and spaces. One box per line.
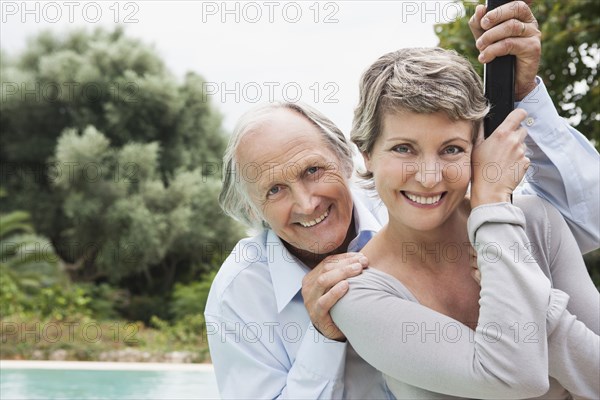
237, 108, 354, 256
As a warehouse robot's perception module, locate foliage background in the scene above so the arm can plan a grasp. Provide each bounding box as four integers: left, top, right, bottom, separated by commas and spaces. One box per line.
1, 28, 244, 360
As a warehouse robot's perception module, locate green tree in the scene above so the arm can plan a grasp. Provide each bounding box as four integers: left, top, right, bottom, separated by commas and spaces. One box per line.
1, 28, 245, 317
435, 0, 599, 148
51, 126, 238, 289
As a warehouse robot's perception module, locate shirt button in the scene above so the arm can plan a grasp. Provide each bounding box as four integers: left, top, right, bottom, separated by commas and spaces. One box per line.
525, 117, 535, 126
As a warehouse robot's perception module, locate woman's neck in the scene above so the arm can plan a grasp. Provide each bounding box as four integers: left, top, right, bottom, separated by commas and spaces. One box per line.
373, 200, 472, 271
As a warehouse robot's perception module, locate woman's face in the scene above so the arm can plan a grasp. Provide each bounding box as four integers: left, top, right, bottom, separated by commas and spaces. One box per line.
364, 110, 474, 232
237, 108, 354, 256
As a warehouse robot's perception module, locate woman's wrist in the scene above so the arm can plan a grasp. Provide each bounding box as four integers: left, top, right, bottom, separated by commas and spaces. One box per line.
470, 191, 511, 209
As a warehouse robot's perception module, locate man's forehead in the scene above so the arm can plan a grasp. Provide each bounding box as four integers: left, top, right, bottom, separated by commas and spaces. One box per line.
252, 153, 329, 187
237, 114, 327, 165
259, 153, 325, 173
242, 111, 318, 143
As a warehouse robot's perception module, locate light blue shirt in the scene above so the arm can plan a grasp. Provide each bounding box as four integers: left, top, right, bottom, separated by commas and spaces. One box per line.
205, 78, 599, 399
517, 77, 599, 253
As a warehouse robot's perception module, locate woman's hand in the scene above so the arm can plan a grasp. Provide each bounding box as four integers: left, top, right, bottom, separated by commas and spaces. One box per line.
471, 109, 530, 208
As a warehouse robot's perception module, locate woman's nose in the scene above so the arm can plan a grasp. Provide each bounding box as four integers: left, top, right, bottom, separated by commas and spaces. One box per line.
414, 159, 442, 188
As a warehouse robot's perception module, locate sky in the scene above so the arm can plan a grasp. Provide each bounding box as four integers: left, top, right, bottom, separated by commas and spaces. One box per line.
1, 0, 470, 134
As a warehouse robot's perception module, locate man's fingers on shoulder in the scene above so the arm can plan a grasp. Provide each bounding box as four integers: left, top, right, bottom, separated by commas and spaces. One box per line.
316, 268, 346, 289
357, 254, 368, 267
333, 279, 349, 294
345, 262, 365, 276
321, 252, 359, 267
326, 253, 367, 268
317, 281, 349, 311
316, 272, 333, 288
319, 264, 362, 288
333, 252, 361, 260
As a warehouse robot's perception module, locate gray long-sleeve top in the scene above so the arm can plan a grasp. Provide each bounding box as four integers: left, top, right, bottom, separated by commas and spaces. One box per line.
331, 196, 600, 399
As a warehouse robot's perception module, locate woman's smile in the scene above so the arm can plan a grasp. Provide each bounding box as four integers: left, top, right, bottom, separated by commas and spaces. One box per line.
401, 191, 447, 208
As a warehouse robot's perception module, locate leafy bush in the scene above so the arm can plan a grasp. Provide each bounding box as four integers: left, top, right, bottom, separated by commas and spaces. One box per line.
169, 271, 217, 321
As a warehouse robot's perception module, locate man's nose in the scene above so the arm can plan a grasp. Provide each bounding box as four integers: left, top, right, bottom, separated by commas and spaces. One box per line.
292, 185, 318, 215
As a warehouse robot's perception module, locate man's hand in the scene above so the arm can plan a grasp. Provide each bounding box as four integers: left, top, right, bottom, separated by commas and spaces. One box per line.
469, 1, 541, 101
301, 252, 368, 341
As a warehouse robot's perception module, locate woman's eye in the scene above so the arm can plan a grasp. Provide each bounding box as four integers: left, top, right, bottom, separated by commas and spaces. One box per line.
306, 166, 319, 175
391, 145, 411, 154
444, 146, 463, 155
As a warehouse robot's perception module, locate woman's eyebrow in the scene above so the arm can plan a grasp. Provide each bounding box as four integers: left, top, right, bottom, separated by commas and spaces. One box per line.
383, 136, 470, 145
441, 137, 470, 146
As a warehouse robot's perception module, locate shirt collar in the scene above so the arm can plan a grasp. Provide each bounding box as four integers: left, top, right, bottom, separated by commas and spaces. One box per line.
348, 187, 384, 250
266, 230, 309, 313
267, 189, 385, 313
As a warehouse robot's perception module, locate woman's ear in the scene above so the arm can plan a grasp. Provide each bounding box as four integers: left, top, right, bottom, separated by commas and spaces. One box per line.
475, 123, 484, 146
362, 151, 372, 173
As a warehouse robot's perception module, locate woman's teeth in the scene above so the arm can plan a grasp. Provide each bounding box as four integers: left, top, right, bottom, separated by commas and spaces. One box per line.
405, 193, 442, 205
299, 209, 329, 227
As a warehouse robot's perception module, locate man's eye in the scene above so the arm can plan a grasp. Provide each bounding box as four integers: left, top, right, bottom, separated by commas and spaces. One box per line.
306, 166, 319, 175
391, 145, 411, 154
268, 186, 281, 196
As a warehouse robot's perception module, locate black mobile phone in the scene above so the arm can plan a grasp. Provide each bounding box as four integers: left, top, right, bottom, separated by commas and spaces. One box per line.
483, 0, 515, 138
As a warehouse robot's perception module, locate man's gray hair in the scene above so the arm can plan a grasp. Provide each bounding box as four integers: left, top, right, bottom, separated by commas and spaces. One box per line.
219, 101, 354, 229
351, 47, 490, 181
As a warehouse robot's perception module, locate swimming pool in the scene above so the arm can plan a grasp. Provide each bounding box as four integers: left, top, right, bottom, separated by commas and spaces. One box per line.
0, 361, 220, 400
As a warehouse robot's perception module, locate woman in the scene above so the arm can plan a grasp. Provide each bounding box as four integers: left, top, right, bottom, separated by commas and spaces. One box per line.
330, 47, 600, 399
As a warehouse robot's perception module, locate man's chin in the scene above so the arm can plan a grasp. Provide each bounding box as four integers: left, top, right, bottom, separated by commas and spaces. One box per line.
283, 236, 345, 262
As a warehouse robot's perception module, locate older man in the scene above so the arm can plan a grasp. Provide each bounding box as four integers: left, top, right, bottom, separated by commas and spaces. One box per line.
205, 3, 599, 399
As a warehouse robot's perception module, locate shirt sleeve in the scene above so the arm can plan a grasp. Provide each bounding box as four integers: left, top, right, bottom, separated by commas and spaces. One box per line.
331, 203, 566, 399
515, 77, 600, 254
205, 312, 348, 399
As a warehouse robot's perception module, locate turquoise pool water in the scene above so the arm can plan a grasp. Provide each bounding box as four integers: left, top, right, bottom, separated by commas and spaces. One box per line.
1, 368, 220, 399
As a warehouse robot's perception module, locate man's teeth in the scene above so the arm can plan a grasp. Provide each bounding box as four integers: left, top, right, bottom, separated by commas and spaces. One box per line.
299, 209, 329, 227
405, 193, 442, 205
